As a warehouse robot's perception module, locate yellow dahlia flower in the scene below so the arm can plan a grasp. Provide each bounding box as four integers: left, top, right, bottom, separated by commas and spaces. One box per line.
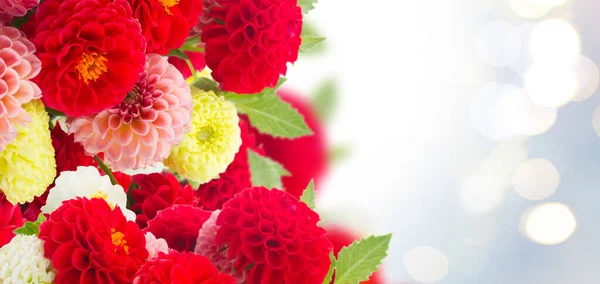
0, 100, 56, 204
165, 88, 241, 184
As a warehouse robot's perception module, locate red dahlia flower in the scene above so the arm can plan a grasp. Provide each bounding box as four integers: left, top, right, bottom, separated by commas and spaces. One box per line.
0, 192, 23, 247
217, 187, 333, 284
254, 90, 328, 198
144, 204, 211, 252
129, 0, 203, 54
130, 172, 197, 228
133, 251, 236, 284
196, 119, 263, 211
39, 197, 148, 283
325, 225, 383, 284
24, 0, 146, 117
202, 0, 302, 94
51, 123, 96, 173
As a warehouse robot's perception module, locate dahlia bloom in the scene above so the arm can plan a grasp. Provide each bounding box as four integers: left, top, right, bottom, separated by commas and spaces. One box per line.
51, 123, 96, 173
0, 100, 55, 204
144, 204, 211, 252
0, 192, 23, 247
191, 0, 217, 36
202, 0, 302, 94
41, 166, 136, 221
69, 54, 192, 171
24, 0, 146, 117
39, 197, 148, 283
254, 90, 328, 198
196, 119, 262, 211
195, 210, 247, 282
0, 235, 55, 283
325, 225, 383, 284
0, 0, 39, 23
144, 232, 169, 259
217, 187, 333, 284
0, 24, 41, 151
133, 251, 236, 284
165, 89, 241, 184
128, 0, 203, 54
130, 172, 196, 228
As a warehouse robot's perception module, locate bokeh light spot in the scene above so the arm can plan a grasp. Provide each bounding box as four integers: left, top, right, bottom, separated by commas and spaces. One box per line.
522, 203, 577, 245
404, 246, 449, 283
513, 158, 560, 200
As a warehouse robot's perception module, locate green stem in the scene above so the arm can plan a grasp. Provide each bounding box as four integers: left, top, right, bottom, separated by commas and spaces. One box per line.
180, 45, 205, 53
185, 58, 197, 81
94, 155, 118, 185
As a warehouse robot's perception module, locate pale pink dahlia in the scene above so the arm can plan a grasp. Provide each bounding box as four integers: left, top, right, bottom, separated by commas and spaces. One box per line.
69, 53, 192, 171
194, 210, 247, 283
0, 0, 39, 23
0, 25, 41, 151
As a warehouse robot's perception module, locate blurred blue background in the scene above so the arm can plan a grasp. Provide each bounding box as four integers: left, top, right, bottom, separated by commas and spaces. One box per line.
287, 0, 600, 283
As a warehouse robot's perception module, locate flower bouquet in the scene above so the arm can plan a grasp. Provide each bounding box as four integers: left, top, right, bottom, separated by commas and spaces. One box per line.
0, 0, 391, 283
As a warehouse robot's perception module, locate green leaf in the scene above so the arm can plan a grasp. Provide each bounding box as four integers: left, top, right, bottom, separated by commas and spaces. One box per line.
321, 252, 336, 284
168, 49, 189, 60
300, 35, 326, 53
300, 22, 326, 54
311, 78, 337, 122
328, 144, 351, 165
14, 214, 46, 236
299, 0, 318, 14
224, 79, 313, 138
334, 234, 392, 284
248, 149, 290, 189
300, 179, 316, 209
192, 77, 220, 92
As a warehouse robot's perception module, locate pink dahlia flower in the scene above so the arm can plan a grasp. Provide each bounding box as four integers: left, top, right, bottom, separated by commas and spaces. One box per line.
0, 0, 39, 23
0, 25, 41, 151
69, 53, 192, 171
194, 210, 247, 283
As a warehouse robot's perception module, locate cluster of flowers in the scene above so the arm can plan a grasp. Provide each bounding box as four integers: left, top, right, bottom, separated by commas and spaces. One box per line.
0, 0, 385, 283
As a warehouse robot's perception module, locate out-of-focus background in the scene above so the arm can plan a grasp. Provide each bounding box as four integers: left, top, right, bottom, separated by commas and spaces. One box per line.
286, 0, 600, 283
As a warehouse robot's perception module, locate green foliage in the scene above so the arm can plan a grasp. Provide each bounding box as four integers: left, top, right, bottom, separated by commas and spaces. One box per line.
248, 149, 291, 189
300, 179, 316, 209
300, 35, 326, 53
311, 78, 337, 122
321, 252, 336, 284
299, 0, 318, 14
224, 78, 313, 138
334, 234, 392, 284
14, 214, 46, 236
329, 144, 351, 165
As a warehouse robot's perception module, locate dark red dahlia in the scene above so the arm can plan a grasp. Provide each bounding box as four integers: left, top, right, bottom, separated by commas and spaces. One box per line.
51, 123, 96, 173
130, 172, 197, 228
39, 197, 148, 283
196, 118, 263, 211
253, 90, 328, 198
128, 0, 203, 54
202, 0, 302, 94
168, 50, 206, 79
325, 225, 383, 284
0, 192, 23, 247
133, 251, 236, 284
24, 0, 146, 117
216, 187, 333, 284
144, 204, 211, 252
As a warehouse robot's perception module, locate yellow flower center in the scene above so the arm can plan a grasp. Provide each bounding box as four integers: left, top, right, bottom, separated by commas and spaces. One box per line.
196, 126, 213, 141
75, 52, 108, 85
111, 228, 130, 254
159, 0, 180, 14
